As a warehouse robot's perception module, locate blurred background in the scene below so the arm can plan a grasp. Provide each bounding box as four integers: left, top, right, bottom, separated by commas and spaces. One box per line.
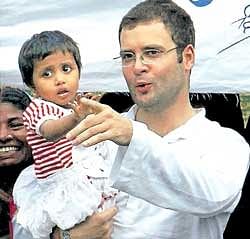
0, 0, 249, 93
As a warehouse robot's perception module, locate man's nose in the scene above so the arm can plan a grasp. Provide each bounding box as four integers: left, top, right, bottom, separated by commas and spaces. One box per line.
133, 55, 149, 74
0, 125, 13, 141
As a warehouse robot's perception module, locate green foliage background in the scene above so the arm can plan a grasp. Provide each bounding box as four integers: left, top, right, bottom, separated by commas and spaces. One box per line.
240, 94, 250, 126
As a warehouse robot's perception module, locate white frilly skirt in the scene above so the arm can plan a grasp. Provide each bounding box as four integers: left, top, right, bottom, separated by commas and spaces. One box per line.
13, 144, 117, 239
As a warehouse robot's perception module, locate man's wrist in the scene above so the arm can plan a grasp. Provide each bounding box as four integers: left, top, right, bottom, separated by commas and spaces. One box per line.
61, 229, 71, 239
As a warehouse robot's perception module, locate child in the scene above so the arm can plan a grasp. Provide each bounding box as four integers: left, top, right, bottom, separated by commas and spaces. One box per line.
12, 30, 117, 239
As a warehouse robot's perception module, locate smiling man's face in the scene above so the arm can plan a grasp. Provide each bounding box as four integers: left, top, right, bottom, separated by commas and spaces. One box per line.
0, 103, 31, 167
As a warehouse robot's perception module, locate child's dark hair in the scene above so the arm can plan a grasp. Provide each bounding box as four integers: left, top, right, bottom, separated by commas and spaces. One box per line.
18, 30, 82, 88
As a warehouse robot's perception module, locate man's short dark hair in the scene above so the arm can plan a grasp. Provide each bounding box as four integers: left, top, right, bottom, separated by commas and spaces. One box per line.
119, 0, 195, 62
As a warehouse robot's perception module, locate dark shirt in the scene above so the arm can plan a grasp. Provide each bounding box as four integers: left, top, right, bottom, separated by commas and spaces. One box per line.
0, 159, 33, 237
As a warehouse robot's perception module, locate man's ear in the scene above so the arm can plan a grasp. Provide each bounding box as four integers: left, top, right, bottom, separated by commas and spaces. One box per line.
182, 44, 195, 71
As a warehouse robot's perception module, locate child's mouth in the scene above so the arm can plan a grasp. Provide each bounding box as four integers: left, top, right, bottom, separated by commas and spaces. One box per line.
57, 89, 69, 97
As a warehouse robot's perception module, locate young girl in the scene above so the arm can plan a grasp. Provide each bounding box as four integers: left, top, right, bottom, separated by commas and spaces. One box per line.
13, 30, 117, 239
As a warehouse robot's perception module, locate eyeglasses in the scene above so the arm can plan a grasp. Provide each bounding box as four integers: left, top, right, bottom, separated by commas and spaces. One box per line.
113, 46, 179, 67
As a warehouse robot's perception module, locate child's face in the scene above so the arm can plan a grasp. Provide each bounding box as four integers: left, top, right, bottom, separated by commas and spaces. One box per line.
32, 51, 80, 106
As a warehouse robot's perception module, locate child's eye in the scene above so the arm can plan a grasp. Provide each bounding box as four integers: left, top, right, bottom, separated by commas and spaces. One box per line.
41, 70, 52, 78
62, 64, 72, 73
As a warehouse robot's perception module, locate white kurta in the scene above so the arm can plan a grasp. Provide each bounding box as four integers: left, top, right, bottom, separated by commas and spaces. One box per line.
12, 106, 250, 239
111, 106, 250, 239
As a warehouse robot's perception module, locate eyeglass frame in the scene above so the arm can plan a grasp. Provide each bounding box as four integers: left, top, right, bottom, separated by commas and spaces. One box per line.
113, 46, 181, 67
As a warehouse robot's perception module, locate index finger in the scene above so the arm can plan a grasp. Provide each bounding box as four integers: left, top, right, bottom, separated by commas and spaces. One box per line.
78, 97, 107, 115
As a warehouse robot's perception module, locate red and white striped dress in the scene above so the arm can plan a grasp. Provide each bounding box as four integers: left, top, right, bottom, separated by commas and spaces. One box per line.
23, 98, 73, 179
13, 97, 117, 239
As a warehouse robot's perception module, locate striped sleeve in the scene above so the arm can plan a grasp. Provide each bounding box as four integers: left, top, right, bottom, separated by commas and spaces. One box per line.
23, 99, 65, 136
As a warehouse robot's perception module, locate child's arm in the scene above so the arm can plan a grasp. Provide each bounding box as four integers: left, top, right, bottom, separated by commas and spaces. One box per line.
40, 113, 79, 141
40, 94, 98, 141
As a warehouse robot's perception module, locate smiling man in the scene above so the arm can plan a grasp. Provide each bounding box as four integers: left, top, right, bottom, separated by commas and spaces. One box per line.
0, 86, 33, 238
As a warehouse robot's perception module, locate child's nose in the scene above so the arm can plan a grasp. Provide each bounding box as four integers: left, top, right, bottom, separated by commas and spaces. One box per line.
55, 72, 66, 85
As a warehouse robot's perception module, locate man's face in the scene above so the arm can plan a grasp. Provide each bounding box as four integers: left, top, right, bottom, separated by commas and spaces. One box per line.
120, 21, 192, 112
0, 103, 31, 167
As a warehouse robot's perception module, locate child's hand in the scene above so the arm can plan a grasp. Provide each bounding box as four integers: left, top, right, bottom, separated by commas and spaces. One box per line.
70, 94, 88, 121
66, 97, 133, 147
82, 92, 104, 102
70, 93, 104, 121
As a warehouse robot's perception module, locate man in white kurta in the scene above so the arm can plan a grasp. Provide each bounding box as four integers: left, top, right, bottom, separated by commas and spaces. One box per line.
110, 106, 249, 238
59, 1, 250, 238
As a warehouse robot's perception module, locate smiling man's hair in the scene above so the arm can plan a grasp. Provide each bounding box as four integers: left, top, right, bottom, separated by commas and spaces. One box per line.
0, 86, 31, 111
